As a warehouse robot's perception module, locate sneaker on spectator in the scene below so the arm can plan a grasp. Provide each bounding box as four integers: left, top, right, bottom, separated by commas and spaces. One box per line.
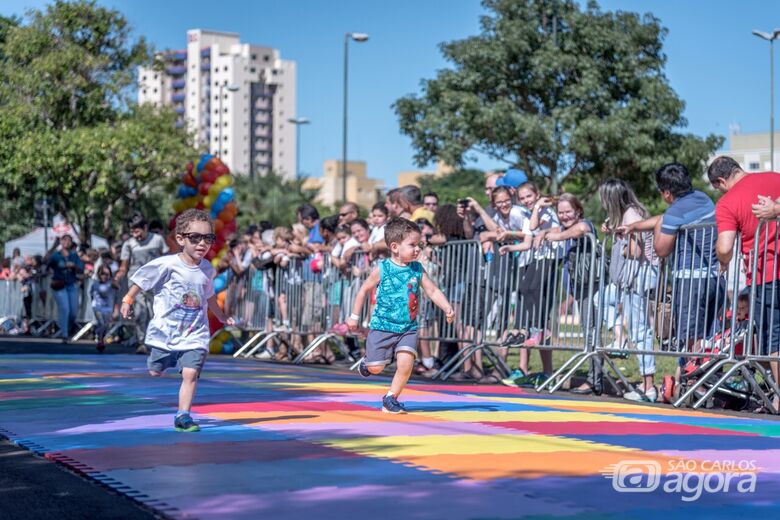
623, 386, 657, 403
381, 394, 407, 414
329, 323, 349, 336
254, 349, 273, 360
501, 369, 525, 387
524, 329, 551, 347
135, 344, 148, 355
513, 372, 549, 388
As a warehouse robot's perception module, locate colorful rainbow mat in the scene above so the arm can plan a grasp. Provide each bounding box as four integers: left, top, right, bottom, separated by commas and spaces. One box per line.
1, 354, 779, 519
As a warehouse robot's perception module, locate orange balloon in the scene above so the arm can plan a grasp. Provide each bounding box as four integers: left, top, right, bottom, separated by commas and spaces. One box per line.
218, 209, 231, 223
217, 290, 226, 309
213, 219, 224, 233
205, 157, 221, 171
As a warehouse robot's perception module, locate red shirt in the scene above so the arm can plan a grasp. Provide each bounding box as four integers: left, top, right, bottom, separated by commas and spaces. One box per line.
715, 172, 780, 285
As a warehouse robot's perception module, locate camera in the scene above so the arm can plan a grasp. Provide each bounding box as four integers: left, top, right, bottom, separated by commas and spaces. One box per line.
458, 198, 470, 208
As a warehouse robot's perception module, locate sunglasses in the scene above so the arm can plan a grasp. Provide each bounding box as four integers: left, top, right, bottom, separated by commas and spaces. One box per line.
181, 232, 217, 245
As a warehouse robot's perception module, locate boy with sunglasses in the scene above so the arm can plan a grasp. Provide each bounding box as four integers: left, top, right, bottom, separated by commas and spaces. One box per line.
121, 209, 234, 432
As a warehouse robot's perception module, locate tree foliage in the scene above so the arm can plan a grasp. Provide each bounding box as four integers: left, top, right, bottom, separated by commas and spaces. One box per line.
418, 169, 490, 208
0, 0, 193, 244
234, 172, 321, 229
394, 0, 723, 198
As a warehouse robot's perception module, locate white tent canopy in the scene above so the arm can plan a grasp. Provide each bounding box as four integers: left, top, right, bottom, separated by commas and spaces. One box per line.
4, 218, 109, 259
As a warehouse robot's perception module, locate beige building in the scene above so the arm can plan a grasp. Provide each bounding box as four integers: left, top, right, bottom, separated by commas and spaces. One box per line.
712, 130, 780, 171
396, 161, 455, 187
302, 160, 384, 209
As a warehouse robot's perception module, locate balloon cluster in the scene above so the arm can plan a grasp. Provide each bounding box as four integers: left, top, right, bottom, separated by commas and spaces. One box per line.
209, 328, 238, 355
171, 154, 239, 351
171, 154, 238, 268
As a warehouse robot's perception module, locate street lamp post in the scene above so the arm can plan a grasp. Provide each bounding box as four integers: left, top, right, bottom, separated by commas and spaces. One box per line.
217, 83, 240, 158
753, 29, 780, 171
342, 32, 369, 202
288, 117, 310, 180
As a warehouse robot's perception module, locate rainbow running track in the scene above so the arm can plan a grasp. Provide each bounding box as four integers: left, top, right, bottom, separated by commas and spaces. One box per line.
1, 354, 779, 519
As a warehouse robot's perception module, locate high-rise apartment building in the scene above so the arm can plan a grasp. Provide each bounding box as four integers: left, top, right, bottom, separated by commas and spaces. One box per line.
138, 29, 296, 179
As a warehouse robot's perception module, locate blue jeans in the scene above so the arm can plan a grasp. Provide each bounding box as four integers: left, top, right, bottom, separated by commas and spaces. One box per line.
597, 267, 658, 377
53, 284, 79, 339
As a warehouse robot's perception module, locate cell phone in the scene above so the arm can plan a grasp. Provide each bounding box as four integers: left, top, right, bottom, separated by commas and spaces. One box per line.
458, 198, 469, 207
424, 233, 433, 241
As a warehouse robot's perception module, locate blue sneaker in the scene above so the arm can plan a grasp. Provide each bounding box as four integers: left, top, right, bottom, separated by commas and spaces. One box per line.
174, 413, 200, 432
358, 359, 371, 378
501, 369, 525, 387
381, 394, 407, 414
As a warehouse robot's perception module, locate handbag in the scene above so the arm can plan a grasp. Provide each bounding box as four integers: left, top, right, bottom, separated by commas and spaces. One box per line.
50, 279, 66, 291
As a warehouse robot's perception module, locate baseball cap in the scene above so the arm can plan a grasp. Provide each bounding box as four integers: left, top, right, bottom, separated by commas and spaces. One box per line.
495, 168, 528, 188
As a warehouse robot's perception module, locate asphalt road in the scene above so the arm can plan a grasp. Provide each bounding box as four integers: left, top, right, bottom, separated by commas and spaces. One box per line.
0, 337, 159, 520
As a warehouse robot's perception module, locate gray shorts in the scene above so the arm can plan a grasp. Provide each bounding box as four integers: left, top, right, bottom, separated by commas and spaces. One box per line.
147, 347, 207, 375
365, 329, 418, 367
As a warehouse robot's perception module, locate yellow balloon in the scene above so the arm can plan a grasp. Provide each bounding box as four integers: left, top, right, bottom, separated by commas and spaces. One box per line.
203, 195, 213, 208
208, 184, 221, 198
209, 340, 223, 354
211, 258, 220, 268
173, 200, 185, 213
218, 329, 231, 341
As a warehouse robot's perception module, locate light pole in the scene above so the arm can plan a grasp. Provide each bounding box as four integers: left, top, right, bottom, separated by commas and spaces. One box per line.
288, 117, 310, 179
753, 29, 780, 171
342, 32, 369, 202
217, 83, 240, 158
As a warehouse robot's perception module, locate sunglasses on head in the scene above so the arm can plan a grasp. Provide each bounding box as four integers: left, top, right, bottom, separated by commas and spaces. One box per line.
180, 232, 216, 245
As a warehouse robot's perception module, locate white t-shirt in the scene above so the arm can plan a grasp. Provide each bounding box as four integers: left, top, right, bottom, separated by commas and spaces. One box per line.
121, 233, 170, 277
332, 237, 360, 259
129, 254, 215, 351
492, 205, 531, 233
368, 225, 385, 246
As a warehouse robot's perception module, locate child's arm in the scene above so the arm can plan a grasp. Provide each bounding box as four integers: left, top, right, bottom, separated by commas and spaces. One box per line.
420, 272, 455, 323
498, 233, 533, 255
120, 284, 142, 319
346, 267, 380, 330
207, 295, 236, 326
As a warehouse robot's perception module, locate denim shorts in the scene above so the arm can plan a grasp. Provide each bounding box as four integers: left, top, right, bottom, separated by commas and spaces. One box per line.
147, 347, 207, 374
365, 330, 418, 366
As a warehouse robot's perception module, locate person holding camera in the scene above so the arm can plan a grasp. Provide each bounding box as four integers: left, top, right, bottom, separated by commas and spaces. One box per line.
44, 234, 84, 340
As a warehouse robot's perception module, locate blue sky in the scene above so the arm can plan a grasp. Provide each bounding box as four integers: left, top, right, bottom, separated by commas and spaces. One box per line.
2, 0, 779, 187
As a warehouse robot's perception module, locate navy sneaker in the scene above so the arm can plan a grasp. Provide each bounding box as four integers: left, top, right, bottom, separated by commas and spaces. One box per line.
381, 394, 407, 414
174, 413, 200, 432
358, 359, 371, 378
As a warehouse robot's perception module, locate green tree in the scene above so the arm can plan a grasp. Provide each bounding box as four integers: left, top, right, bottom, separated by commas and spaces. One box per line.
234, 172, 320, 229
394, 0, 723, 199
418, 169, 489, 208
0, 0, 193, 243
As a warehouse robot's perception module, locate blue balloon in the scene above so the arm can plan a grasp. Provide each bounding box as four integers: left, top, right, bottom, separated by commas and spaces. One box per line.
186, 186, 198, 197
210, 210, 219, 219
222, 187, 234, 200
214, 276, 226, 293
213, 201, 225, 213
196, 154, 214, 172
176, 186, 187, 198
222, 338, 235, 355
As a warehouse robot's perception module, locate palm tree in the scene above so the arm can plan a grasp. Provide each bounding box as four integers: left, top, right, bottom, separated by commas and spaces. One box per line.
234, 171, 321, 228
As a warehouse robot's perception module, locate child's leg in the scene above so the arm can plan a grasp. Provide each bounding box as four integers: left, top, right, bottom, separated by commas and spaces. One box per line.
390, 351, 415, 398
519, 348, 529, 374
539, 349, 553, 375
178, 367, 199, 413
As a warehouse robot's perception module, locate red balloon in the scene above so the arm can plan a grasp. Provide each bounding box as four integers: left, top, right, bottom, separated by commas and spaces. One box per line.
224, 221, 237, 234
186, 162, 194, 173
201, 169, 218, 184
168, 216, 177, 230
208, 311, 222, 335
214, 163, 229, 176
205, 249, 217, 261
213, 219, 224, 233
182, 172, 197, 187
196, 202, 205, 210
198, 182, 212, 195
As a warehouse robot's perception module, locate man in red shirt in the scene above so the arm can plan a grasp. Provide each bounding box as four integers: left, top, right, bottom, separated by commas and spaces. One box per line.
709, 156, 780, 410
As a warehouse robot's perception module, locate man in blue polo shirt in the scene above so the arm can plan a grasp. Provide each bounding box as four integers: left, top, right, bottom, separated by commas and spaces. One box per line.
619, 163, 724, 401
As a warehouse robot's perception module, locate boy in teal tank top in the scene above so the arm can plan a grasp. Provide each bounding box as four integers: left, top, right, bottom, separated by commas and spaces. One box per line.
347, 217, 454, 414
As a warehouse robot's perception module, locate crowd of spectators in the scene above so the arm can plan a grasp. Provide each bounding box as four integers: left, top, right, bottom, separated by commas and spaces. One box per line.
3, 157, 780, 410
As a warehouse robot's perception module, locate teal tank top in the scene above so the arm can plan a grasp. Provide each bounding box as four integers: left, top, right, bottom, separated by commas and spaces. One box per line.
369, 259, 423, 333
